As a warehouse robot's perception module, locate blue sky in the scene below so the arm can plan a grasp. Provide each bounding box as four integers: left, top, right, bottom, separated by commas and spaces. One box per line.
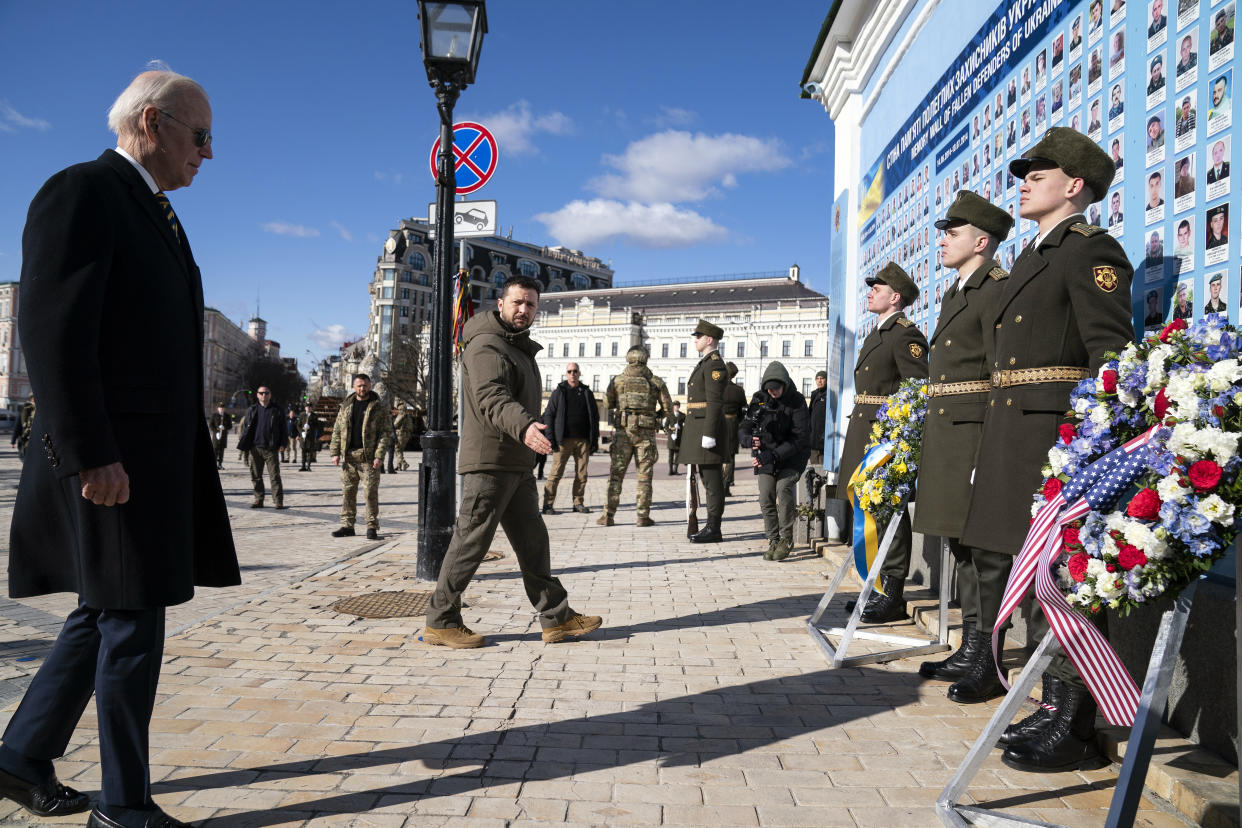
0, 1, 834, 372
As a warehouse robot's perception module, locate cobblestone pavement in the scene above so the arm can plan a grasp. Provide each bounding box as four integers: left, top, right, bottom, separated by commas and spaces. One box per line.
0, 446, 1191, 826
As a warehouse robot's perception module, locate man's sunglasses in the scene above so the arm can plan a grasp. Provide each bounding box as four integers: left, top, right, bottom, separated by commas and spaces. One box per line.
160, 110, 212, 148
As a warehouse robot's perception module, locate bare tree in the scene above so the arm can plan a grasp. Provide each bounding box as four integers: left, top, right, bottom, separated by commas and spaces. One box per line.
379, 333, 428, 410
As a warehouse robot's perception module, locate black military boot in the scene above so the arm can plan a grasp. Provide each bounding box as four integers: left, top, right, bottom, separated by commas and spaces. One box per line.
860, 575, 907, 623
998, 674, 1064, 747
947, 637, 1006, 703
919, 623, 978, 680
1001, 683, 1106, 772
689, 521, 722, 543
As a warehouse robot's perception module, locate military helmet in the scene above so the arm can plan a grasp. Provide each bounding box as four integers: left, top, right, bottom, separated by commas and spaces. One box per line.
626, 346, 649, 365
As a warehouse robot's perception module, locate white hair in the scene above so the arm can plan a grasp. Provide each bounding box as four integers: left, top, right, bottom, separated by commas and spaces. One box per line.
106, 60, 207, 138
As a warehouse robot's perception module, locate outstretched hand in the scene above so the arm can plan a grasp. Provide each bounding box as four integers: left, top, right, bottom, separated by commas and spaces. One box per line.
525, 421, 553, 455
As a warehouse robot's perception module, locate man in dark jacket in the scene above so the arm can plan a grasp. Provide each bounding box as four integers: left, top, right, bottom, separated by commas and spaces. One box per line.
237, 385, 287, 509
297, 403, 321, 471
541, 362, 599, 514
209, 404, 233, 469
722, 362, 747, 496
423, 276, 601, 649
740, 362, 810, 561
1, 68, 239, 828
808, 370, 827, 467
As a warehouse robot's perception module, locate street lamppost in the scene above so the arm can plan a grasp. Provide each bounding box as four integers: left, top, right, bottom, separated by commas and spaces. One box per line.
417, 0, 487, 581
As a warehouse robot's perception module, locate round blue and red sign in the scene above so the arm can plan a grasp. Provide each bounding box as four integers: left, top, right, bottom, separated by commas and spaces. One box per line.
429, 121, 499, 195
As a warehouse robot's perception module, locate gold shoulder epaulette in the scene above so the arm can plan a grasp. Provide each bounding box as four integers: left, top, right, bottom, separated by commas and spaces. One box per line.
895, 317, 913, 327
709, 351, 724, 361
988, 266, 1008, 281
1069, 222, 1105, 237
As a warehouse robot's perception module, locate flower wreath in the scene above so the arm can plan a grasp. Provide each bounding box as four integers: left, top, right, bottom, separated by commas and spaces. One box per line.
857, 378, 929, 526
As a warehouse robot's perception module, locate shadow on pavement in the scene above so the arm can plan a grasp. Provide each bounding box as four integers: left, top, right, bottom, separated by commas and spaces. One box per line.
160, 664, 929, 825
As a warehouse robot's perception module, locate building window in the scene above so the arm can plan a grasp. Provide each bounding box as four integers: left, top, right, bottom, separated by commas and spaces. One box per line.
737, 342, 745, 358
805, 339, 814, 357
678, 378, 686, 395
563, 343, 569, 358
662, 343, 669, 358
409, 252, 426, 270
400, 306, 409, 317
803, 378, 812, 395
782, 340, 791, 357
594, 342, 602, 357
518, 259, 540, 278
592, 375, 600, 389
760, 341, 769, 358
611, 342, 618, 356
382, 286, 393, 299
545, 374, 552, 392
571, 273, 590, 290
400, 288, 410, 299
578, 343, 585, 357
383, 268, 395, 282
680, 343, 687, 358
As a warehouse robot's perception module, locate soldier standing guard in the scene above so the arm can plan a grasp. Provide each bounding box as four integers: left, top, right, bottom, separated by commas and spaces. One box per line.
834, 262, 929, 622
665, 401, 685, 475
959, 127, 1134, 772
297, 403, 321, 471
680, 319, 730, 543
721, 362, 747, 496
209, 403, 232, 470
597, 346, 673, 527
908, 191, 1014, 701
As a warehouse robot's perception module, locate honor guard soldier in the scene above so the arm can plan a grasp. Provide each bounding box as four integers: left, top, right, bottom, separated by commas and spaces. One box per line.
959, 127, 1134, 772
835, 262, 929, 622
665, 401, 685, 475
681, 318, 730, 542
597, 346, 673, 526
911, 191, 1014, 701
721, 362, 747, 496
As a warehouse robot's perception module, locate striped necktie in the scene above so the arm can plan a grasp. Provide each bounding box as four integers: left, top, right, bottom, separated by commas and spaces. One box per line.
154, 191, 180, 241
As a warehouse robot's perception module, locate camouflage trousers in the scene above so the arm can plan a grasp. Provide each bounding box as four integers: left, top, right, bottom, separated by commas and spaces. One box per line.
544, 436, 590, 507
248, 448, 283, 507
340, 448, 380, 529
604, 427, 658, 519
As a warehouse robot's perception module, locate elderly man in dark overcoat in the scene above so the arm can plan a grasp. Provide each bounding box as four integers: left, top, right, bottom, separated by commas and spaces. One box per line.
960, 128, 1134, 772
835, 263, 929, 622
910, 191, 1013, 702
0, 67, 239, 828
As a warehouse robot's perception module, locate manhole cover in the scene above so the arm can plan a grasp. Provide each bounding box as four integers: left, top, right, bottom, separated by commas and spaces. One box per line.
332, 590, 433, 618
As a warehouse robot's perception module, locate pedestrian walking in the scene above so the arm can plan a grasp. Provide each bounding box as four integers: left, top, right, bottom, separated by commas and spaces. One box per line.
0, 66, 239, 828
597, 346, 672, 527
328, 374, 391, 540
541, 362, 599, 514
423, 275, 602, 648
237, 385, 287, 509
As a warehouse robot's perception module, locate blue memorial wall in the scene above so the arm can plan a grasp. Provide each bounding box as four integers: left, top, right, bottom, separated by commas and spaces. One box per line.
855, 0, 1239, 346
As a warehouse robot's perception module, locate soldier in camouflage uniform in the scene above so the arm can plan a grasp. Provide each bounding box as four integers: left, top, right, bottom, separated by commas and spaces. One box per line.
393, 407, 415, 471
329, 374, 393, 540
597, 347, 673, 527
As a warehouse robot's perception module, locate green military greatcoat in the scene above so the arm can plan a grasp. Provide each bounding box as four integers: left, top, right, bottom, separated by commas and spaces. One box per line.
911, 260, 1007, 538
835, 312, 929, 500
960, 216, 1135, 555
678, 349, 729, 464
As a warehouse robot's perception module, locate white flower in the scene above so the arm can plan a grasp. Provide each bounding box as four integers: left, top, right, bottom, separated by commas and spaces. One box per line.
1123, 520, 1170, 559
1157, 473, 1191, 504
1089, 405, 1111, 426
1096, 574, 1124, 599
1047, 446, 1070, 475
1144, 345, 1174, 393
1118, 386, 1140, 407
1087, 558, 1110, 579
1207, 360, 1242, 392
1167, 423, 1205, 459
1202, 429, 1240, 462
1165, 372, 1202, 420
1198, 495, 1236, 525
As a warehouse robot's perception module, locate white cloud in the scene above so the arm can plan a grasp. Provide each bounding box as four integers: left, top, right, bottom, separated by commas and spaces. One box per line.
262, 221, 320, 238
534, 200, 727, 249
330, 220, 353, 242
651, 106, 697, 128
310, 324, 358, 350
374, 170, 405, 185
0, 101, 50, 133
467, 100, 573, 156
589, 130, 791, 203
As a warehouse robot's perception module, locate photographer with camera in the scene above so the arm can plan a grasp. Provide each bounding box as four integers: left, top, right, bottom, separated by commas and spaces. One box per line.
740, 361, 811, 561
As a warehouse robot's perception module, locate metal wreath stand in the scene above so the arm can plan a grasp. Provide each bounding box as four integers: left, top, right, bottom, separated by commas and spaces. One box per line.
806, 497, 952, 668
936, 580, 1202, 828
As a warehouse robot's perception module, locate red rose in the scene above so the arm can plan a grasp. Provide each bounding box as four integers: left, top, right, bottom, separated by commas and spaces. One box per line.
1214, 405, 1226, 418
1154, 387, 1170, 420
1117, 544, 1148, 570
1159, 318, 1188, 342
1063, 526, 1081, 550
1042, 477, 1063, 500
1101, 370, 1118, 393
1058, 423, 1077, 444
1067, 552, 1090, 582
1126, 488, 1162, 520
1187, 460, 1223, 492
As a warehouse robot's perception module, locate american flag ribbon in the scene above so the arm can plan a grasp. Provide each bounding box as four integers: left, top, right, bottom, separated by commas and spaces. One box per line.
993, 425, 1158, 726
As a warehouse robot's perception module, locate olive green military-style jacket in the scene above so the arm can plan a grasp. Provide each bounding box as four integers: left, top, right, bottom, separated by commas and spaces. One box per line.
912, 260, 1007, 539
329, 391, 393, 462
679, 348, 730, 465
961, 216, 1135, 555
835, 312, 929, 500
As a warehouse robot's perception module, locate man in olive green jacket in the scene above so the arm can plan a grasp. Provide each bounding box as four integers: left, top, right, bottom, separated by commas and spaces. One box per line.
329, 374, 393, 540
423, 275, 602, 649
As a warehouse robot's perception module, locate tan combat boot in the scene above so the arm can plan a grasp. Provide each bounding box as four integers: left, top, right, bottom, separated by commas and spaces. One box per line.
422, 625, 485, 648
596, 513, 615, 526
541, 614, 603, 643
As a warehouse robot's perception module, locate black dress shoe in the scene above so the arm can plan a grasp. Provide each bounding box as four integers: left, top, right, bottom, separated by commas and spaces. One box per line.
87, 807, 192, 827
689, 523, 722, 543
331, 526, 355, 537
860, 575, 908, 623
998, 674, 1064, 747
947, 639, 1006, 703
1001, 684, 1107, 772
366, 528, 379, 540
919, 623, 978, 680
0, 767, 90, 816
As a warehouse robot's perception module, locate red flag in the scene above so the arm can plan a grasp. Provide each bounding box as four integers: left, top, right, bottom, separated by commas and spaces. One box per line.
451, 268, 475, 356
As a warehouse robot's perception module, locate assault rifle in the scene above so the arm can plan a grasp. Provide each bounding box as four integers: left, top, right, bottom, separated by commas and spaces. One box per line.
686, 463, 700, 538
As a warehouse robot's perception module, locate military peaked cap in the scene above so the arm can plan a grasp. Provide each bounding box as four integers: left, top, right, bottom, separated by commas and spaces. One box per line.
865, 262, 919, 305
693, 318, 724, 340
1008, 126, 1115, 202
934, 190, 1014, 241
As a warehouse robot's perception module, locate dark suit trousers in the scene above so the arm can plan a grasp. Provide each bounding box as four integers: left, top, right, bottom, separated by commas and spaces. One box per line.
2, 601, 165, 812
877, 508, 913, 579
699, 463, 725, 522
